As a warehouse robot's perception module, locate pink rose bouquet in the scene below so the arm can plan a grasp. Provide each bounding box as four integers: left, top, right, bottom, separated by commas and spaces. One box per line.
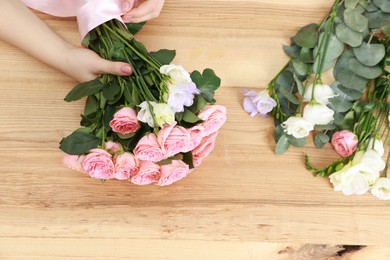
57, 18, 226, 186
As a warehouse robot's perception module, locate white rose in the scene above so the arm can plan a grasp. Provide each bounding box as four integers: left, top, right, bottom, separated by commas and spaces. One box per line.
137, 101, 156, 127
282, 116, 314, 138
303, 103, 334, 125
303, 84, 335, 105
329, 164, 369, 196
160, 64, 192, 85
370, 178, 390, 200
365, 138, 385, 157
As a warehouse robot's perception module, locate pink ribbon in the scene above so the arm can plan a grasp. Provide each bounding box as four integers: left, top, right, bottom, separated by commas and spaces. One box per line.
21, 0, 125, 39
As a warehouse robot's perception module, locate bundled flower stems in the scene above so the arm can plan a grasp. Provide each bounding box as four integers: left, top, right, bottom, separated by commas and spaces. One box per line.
243, 0, 389, 199
61, 20, 227, 186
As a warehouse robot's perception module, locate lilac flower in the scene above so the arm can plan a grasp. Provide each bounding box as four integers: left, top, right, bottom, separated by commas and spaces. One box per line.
242, 89, 277, 117
168, 82, 200, 113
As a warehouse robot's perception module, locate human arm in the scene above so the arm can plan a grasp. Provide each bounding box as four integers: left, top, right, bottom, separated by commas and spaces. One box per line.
122, 0, 165, 23
0, 0, 133, 82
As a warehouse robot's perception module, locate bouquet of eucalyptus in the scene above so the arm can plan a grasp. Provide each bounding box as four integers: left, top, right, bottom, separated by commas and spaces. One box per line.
61, 20, 226, 186
244, 0, 389, 199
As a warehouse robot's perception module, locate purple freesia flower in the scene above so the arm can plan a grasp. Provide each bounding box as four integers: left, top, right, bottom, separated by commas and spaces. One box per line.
243, 89, 277, 117
168, 82, 200, 113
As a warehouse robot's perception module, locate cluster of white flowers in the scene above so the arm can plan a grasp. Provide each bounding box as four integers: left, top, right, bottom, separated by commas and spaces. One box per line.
282, 83, 336, 138
329, 139, 390, 200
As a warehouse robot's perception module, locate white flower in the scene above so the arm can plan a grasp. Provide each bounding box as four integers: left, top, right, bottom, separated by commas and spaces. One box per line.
160, 64, 192, 85
303, 84, 336, 105
329, 164, 369, 196
371, 178, 390, 200
365, 138, 385, 157
137, 101, 156, 127
303, 103, 334, 125
282, 116, 314, 138
167, 82, 200, 113
153, 103, 175, 127
359, 150, 386, 183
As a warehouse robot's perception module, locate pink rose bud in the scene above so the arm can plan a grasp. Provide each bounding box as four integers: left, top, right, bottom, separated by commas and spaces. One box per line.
104, 141, 121, 154
192, 132, 218, 167
133, 133, 166, 162
157, 122, 191, 157
197, 105, 227, 136
109, 107, 140, 135
157, 160, 190, 186
113, 152, 139, 180
62, 153, 86, 173
131, 161, 161, 185
82, 148, 115, 179
331, 130, 358, 157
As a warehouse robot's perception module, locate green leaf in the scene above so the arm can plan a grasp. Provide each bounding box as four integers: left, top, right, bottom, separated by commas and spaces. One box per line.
287, 135, 307, 147
59, 132, 100, 155
102, 81, 121, 101
344, 8, 368, 32
336, 69, 368, 92
150, 49, 176, 65
345, 0, 360, 9
291, 59, 308, 76
84, 95, 98, 115
348, 58, 382, 79
190, 69, 221, 103
374, 0, 390, 13
278, 86, 299, 105
132, 39, 148, 56
182, 108, 202, 124
64, 78, 104, 102
335, 23, 363, 47
365, 11, 390, 29
353, 42, 386, 66
292, 23, 320, 48
189, 95, 208, 114
126, 22, 146, 35
314, 133, 330, 148
275, 135, 290, 155
283, 44, 301, 59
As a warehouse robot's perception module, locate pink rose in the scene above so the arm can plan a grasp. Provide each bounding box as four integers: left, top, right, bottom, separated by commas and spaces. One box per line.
157, 160, 190, 186
113, 152, 139, 180
197, 105, 227, 135
157, 122, 191, 157
62, 153, 86, 173
192, 132, 218, 167
187, 125, 205, 150
331, 130, 358, 157
82, 148, 115, 179
109, 107, 140, 135
133, 133, 166, 162
131, 161, 161, 185
104, 141, 121, 154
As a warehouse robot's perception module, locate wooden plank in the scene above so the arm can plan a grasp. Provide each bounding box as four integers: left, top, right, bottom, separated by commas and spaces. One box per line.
0, 0, 389, 258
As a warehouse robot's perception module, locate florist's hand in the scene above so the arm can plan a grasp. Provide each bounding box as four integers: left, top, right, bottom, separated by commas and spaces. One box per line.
63, 46, 133, 82
121, 0, 165, 23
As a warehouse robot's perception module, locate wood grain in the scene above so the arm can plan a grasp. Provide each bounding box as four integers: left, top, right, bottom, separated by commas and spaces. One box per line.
1, 0, 390, 258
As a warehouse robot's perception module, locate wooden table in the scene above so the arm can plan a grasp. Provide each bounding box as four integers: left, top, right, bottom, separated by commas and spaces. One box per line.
1, 1, 389, 259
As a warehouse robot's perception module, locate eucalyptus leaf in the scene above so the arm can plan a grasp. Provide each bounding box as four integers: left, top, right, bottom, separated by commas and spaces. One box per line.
374, 0, 390, 13
293, 73, 305, 96
335, 23, 363, 47
300, 47, 313, 62
312, 58, 335, 73
287, 135, 307, 147
283, 44, 301, 59
344, 8, 369, 32
337, 84, 364, 100
314, 133, 330, 148
365, 11, 390, 28
333, 50, 355, 79
382, 23, 390, 37
353, 42, 385, 66
345, 0, 360, 9
275, 135, 290, 155
365, 2, 379, 12
292, 23, 319, 48
278, 86, 300, 105
328, 95, 354, 113
59, 132, 100, 155
348, 58, 383, 79
336, 69, 368, 92
331, 81, 360, 101
292, 59, 308, 76
314, 33, 344, 63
